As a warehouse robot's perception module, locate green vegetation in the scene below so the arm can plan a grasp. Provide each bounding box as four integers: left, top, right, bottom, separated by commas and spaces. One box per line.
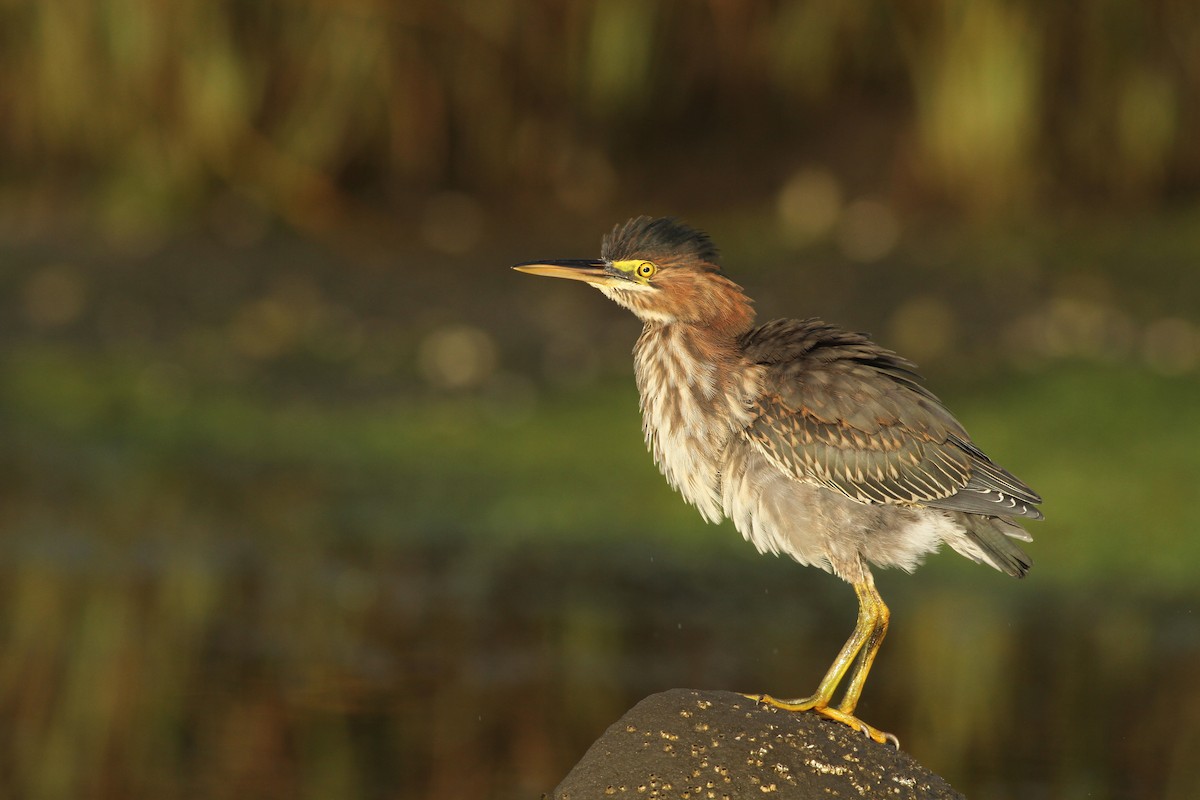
4, 1, 1198, 236
6, 344, 1197, 590
3, 339, 1199, 798
3, 210, 1197, 798
4, 1, 1200, 796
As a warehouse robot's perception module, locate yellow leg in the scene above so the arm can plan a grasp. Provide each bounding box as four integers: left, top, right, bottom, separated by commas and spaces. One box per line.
742, 571, 897, 747
837, 578, 889, 715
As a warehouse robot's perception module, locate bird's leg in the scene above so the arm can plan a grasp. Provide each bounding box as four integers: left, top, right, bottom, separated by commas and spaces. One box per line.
836, 577, 889, 715
743, 571, 897, 746
773, 584, 878, 707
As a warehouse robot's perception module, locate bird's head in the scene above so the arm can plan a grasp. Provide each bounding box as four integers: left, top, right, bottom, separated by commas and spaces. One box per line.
514, 216, 754, 333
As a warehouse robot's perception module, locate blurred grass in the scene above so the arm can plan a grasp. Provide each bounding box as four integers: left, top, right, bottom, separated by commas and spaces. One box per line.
3, 215, 1199, 798
5, 0, 1200, 796
3, 342, 1200, 798
5, 342, 1198, 591
2, 208, 1200, 800
3, 0, 1199, 237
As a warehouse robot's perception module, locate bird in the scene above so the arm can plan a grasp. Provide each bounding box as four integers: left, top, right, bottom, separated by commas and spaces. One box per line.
513, 216, 1041, 746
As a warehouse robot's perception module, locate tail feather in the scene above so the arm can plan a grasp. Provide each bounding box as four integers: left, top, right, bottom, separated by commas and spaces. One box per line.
949, 514, 1033, 578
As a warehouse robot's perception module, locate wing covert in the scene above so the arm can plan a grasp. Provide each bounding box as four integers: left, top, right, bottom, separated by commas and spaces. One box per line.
740, 319, 1042, 519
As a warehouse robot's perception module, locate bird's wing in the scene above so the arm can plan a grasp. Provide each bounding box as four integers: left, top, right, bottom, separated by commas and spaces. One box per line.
740, 319, 1043, 520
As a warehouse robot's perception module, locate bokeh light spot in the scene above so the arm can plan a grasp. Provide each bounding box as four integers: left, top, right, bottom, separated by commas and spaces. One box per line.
554, 147, 617, 213
776, 167, 842, 246
421, 192, 485, 255
24, 266, 86, 329
888, 296, 955, 364
836, 199, 900, 262
417, 324, 498, 390
1142, 317, 1198, 375
229, 298, 301, 360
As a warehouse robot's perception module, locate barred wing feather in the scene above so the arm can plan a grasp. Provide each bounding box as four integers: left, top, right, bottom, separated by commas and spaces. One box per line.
739, 319, 1042, 521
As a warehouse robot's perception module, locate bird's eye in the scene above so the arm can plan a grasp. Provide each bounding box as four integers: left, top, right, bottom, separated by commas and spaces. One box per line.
637, 261, 657, 278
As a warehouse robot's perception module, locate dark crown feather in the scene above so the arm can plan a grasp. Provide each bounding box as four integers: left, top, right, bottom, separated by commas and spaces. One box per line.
601, 216, 721, 267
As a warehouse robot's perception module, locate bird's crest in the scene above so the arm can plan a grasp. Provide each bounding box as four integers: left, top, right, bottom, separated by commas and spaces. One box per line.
601, 217, 721, 269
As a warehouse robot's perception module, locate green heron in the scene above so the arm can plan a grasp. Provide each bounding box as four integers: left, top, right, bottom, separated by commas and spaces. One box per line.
514, 216, 1041, 745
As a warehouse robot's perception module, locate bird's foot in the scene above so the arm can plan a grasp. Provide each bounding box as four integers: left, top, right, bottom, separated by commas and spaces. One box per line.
740, 693, 899, 748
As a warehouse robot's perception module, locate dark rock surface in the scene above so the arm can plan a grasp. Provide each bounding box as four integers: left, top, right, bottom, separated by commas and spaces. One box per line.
553, 689, 964, 799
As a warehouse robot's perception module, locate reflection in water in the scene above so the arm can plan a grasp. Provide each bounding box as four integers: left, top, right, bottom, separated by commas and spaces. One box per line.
1, 536, 1196, 800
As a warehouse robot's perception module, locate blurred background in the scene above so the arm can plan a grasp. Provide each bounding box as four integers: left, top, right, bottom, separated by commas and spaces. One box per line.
3, 1, 1200, 798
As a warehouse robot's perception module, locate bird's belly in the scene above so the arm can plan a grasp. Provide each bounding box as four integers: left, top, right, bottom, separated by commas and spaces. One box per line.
635, 328, 759, 524
722, 444, 959, 581
659, 443, 727, 524
641, 407, 733, 525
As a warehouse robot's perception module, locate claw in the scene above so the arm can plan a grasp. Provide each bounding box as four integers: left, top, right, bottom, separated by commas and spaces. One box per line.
742, 693, 899, 748
739, 573, 900, 748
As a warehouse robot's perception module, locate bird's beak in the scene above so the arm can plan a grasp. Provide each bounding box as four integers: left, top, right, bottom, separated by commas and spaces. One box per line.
512, 259, 627, 287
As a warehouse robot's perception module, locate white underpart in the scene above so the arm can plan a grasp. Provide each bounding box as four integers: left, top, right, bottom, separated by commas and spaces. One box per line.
599, 283, 675, 324
941, 519, 1020, 572
720, 444, 974, 579
634, 324, 759, 523
631, 320, 1003, 583
893, 512, 963, 570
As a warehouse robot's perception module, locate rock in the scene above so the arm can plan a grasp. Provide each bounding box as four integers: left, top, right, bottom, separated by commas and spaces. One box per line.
552, 689, 964, 800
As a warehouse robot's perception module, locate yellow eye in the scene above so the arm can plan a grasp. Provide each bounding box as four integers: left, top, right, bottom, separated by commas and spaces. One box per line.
637, 261, 657, 278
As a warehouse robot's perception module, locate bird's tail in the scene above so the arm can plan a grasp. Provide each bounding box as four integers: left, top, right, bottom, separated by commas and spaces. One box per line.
949, 514, 1033, 578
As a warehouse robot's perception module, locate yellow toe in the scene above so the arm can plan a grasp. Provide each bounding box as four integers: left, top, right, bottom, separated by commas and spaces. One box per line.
742, 693, 898, 748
